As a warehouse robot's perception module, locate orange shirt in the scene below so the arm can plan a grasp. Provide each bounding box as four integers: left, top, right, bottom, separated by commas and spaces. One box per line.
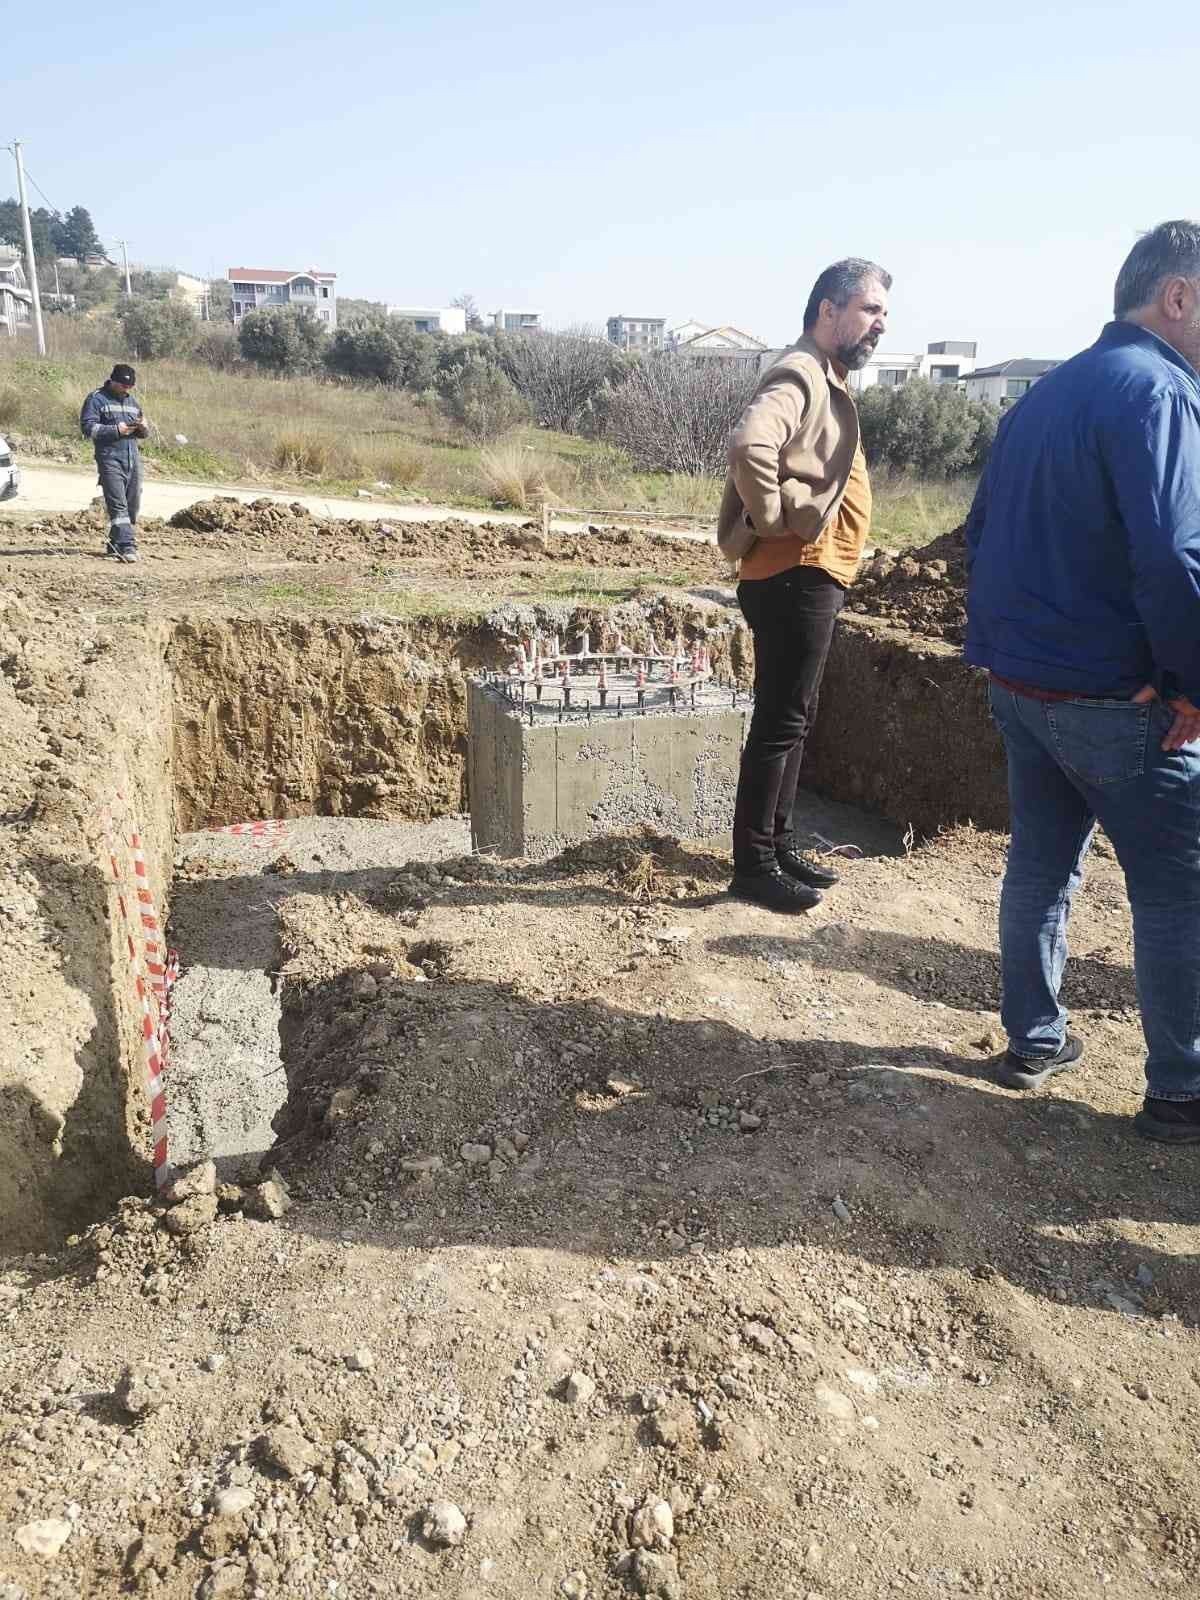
738, 442, 871, 588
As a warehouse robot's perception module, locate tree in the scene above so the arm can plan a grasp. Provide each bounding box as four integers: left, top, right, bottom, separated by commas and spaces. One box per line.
496, 326, 628, 432
0, 199, 55, 264
204, 278, 233, 325
53, 205, 103, 261
438, 356, 529, 442
450, 292, 485, 333
115, 297, 198, 360
337, 296, 389, 327
237, 305, 329, 375
857, 377, 998, 476
601, 355, 757, 476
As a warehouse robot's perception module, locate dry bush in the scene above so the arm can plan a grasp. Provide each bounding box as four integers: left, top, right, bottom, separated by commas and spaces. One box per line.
272, 431, 334, 475
603, 355, 756, 476
497, 326, 626, 432
477, 439, 552, 510
372, 445, 426, 488
0, 386, 21, 429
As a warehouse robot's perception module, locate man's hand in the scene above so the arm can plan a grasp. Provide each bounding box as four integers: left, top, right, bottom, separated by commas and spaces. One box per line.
117, 421, 134, 437
1133, 684, 1200, 750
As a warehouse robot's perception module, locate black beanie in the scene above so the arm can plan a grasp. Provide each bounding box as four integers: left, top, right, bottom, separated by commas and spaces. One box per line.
110, 363, 136, 386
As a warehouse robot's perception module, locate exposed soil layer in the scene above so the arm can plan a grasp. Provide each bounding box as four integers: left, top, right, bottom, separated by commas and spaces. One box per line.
10, 497, 726, 582
3, 819, 1198, 1600
849, 526, 968, 644
0, 595, 174, 1253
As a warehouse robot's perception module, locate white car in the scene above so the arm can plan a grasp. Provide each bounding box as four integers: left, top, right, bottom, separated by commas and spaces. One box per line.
0, 435, 18, 501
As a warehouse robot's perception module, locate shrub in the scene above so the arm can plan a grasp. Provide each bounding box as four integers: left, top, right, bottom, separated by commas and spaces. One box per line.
857, 378, 999, 476
477, 440, 550, 510
238, 306, 328, 375
191, 324, 241, 371
601, 355, 757, 477
439, 358, 528, 442
325, 322, 438, 389
114, 297, 198, 360
272, 431, 333, 475
0, 385, 21, 428
496, 327, 628, 432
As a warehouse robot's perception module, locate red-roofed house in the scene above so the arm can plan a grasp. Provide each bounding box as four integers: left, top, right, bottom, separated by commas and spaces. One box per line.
228, 267, 337, 329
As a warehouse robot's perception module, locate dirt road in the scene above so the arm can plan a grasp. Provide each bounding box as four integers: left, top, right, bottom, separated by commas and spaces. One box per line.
13, 461, 710, 542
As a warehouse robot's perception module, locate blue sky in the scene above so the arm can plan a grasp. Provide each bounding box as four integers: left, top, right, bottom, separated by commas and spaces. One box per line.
6, 0, 1198, 362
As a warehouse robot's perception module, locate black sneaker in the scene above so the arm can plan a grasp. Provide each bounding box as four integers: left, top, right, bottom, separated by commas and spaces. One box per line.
1133, 1097, 1200, 1144
777, 847, 838, 889
729, 866, 822, 913
995, 1033, 1083, 1090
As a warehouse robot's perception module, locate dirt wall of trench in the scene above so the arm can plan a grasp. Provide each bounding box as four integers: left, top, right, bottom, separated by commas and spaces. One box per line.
0, 599, 175, 1252
802, 614, 1009, 834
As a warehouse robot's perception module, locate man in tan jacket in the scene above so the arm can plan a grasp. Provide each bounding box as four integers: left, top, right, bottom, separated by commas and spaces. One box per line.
721, 257, 890, 912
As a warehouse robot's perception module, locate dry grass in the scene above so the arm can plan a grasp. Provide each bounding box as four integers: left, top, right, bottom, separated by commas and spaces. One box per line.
0, 385, 21, 430
272, 431, 335, 475
871, 472, 975, 550
477, 439, 553, 511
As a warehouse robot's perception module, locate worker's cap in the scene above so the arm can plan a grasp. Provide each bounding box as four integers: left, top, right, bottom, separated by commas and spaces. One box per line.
109, 364, 136, 387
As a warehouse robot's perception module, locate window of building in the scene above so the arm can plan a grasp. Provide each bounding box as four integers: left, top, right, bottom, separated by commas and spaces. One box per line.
320, 286, 329, 298
929, 365, 959, 382
1005, 378, 1031, 398
878, 369, 909, 387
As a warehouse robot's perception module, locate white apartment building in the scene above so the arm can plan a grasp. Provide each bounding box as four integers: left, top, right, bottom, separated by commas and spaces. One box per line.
387, 306, 467, 335
848, 340, 978, 393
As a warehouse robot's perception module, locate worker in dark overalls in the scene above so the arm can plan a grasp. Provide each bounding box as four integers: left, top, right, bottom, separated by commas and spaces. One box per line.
80, 363, 148, 563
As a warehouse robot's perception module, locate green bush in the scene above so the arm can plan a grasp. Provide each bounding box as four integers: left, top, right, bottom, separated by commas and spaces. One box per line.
325, 322, 438, 388
857, 378, 998, 476
439, 358, 528, 442
237, 306, 328, 375
115, 297, 198, 360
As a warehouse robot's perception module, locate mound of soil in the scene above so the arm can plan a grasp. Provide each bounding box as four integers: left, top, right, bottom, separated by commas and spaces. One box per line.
849, 524, 967, 643
163, 497, 725, 578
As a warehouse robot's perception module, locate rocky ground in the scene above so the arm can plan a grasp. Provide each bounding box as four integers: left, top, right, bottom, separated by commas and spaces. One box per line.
2, 501, 1199, 1600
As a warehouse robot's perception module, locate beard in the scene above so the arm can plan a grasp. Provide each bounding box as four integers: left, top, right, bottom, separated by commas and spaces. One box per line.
836, 334, 880, 371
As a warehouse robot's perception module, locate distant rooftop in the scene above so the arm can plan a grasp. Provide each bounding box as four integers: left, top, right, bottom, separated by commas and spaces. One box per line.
969, 358, 1060, 379
227, 267, 337, 282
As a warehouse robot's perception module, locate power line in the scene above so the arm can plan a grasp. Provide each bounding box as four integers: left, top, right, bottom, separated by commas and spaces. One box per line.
23, 169, 62, 216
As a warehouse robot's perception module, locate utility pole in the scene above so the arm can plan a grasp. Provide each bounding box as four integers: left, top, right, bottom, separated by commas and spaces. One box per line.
10, 141, 46, 355
117, 239, 132, 296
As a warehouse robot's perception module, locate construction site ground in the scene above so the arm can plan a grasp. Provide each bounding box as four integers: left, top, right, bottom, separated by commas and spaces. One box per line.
2, 495, 1198, 1600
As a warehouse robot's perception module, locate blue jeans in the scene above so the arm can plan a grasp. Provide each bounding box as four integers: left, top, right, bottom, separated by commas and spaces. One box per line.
989, 682, 1200, 1101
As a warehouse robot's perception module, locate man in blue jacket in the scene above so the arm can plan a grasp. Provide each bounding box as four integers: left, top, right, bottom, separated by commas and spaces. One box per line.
80, 363, 148, 563
965, 220, 1200, 1141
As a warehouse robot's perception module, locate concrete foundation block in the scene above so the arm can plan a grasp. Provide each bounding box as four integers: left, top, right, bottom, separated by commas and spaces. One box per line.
468, 679, 749, 858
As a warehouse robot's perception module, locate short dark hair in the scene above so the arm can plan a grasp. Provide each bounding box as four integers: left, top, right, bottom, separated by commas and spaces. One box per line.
803, 258, 892, 332
1114, 220, 1200, 317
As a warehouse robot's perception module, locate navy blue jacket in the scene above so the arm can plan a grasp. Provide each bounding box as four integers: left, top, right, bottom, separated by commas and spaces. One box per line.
80, 384, 144, 467
964, 322, 1200, 702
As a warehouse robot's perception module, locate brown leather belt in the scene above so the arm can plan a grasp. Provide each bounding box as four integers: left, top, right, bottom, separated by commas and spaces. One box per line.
989, 671, 1115, 704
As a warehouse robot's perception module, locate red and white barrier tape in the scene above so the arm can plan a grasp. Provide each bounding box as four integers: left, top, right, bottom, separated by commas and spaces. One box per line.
99, 794, 177, 1191
207, 818, 291, 849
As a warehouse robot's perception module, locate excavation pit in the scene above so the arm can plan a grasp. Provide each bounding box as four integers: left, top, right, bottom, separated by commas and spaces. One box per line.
3, 591, 1008, 1252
